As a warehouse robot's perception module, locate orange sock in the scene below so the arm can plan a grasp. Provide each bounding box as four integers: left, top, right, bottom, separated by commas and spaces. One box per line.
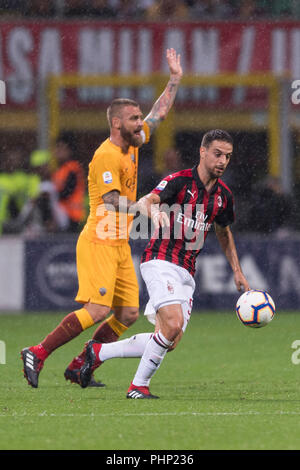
93, 314, 128, 342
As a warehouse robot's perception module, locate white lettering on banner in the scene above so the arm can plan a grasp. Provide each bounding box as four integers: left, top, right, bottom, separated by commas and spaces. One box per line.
291, 29, 300, 79
198, 254, 267, 294
137, 29, 154, 102
46, 263, 76, 281
0, 80, 5, 104
137, 29, 152, 75
279, 256, 300, 298
272, 29, 286, 74
0, 33, 3, 98
118, 29, 134, 98
0, 237, 23, 310
226, 255, 268, 293
39, 29, 62, 79
119, 29, 133, 75
7, 27, 34, 103
2, 23, 300, 105
232, 26, 255, 104
200, 255, 227, 293
162, 29, 185, 73
191, 29, 219, 102
79, 28, 114, 74
78, 28, 114, 102
191, 29, 218, 75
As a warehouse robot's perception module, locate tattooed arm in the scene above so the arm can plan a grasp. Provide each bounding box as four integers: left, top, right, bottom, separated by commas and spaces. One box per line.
102, 190, 136, 213
102, 190, 169, 227
145, 48, 182, 134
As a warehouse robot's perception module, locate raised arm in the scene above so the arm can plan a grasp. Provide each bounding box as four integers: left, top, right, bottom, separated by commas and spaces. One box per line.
214, 223, 250, 292
145, 48, 182, 134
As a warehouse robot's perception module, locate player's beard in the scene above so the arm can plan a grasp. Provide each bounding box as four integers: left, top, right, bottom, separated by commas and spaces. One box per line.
213, 167, 225, 178
120, 125, 143, 148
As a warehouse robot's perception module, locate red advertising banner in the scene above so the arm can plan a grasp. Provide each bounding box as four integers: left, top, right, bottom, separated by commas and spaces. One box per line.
0, 21, 299, 107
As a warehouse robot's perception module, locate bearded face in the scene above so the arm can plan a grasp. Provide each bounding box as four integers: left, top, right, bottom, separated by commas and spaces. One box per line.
120, 122, 143, 147
200, 140, 232, 179
118, 106, 144, 148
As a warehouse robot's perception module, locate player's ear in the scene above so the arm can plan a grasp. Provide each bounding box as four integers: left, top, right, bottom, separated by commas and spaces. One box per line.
111, 116, 121, 130
199, 146, 205, 160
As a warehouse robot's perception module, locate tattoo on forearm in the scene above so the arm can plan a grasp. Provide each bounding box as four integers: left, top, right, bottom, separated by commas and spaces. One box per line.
102, 190, 136, 213
145, 78, 179, 132
102, 190, 120, 209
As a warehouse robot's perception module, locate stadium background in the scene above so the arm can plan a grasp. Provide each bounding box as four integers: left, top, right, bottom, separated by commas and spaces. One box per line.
1, 0, 300, 313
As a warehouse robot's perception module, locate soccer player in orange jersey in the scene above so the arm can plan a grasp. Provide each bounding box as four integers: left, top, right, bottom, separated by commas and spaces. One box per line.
21, 48, 182, 388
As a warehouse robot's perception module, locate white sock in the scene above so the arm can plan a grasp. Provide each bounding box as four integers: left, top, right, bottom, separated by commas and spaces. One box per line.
132, 330, 173, 387
99, 333, 152, 362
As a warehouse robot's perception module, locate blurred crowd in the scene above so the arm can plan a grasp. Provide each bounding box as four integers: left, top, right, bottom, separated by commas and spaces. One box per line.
0, 133, 86, 237
0, 137, 298, 238
1, 0, 300, 21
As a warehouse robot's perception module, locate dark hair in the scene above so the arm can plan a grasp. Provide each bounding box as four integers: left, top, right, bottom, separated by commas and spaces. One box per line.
201, 129, 233, 149
107, 98, 140, 127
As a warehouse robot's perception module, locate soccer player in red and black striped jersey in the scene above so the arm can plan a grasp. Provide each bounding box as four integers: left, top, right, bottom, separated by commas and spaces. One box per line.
142, 147, 234, 277
79, 129, 250, 399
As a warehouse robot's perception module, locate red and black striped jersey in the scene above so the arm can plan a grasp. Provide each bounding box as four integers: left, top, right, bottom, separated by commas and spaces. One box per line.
141, 165, 235, 277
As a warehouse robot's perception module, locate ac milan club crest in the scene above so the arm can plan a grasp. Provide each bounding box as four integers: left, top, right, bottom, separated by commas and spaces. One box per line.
167, 281, 174, 294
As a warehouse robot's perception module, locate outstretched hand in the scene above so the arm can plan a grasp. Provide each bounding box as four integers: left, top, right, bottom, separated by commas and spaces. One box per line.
166, 48, 182, 81
234, 271, 251, 293
152, 209, 170, 230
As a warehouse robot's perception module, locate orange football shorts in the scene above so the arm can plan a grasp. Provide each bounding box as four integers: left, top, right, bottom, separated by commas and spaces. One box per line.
75, 232, 139, 308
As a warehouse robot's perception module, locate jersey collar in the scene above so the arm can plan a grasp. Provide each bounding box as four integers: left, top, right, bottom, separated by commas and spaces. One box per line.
192, 165, 219, 194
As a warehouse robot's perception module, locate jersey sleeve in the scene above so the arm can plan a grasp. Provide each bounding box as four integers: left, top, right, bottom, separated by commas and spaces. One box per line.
214, 192, 235, 227
141, 121, 150, 144
151, 174, 179, 204
93, 151, 121, 197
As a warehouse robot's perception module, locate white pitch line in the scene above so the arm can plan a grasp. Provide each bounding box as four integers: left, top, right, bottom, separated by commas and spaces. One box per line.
1, 411, 300, 418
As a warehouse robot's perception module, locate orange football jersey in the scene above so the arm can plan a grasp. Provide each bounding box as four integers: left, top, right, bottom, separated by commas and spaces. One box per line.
82, 121, 150, 244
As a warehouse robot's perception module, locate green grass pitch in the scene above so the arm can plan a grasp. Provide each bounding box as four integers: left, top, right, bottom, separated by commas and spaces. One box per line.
1, 310, 300, 450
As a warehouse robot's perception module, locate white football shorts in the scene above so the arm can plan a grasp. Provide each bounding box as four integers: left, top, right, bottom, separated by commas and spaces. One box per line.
140, 259, 195, 332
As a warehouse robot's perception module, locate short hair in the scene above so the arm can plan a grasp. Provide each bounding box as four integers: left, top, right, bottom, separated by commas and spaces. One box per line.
107, 98, 140, 127
201, 129, 233, 149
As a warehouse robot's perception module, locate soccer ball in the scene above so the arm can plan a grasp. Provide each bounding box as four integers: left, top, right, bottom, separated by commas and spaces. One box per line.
236, 290, 275, 328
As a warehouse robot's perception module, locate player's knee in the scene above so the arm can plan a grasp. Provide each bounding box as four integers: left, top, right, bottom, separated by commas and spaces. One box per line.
84, 302, 110, 324
172, 325, 183, 340
164, 320, 183, 342
114, 307, 139, 327
127, 308, 139, 326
